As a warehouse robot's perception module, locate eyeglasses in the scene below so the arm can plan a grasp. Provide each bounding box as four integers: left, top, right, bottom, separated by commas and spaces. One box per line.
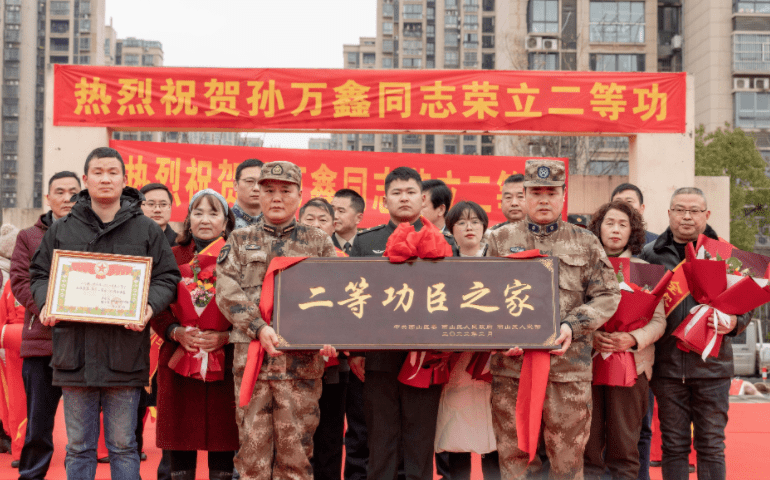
671, 207, 706, 217
455, 219, 483, 229
142, 201, 171, 210
238, 178, 258, 188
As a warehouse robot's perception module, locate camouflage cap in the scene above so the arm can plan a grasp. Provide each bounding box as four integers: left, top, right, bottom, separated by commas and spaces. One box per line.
523, 160, 566, 187
258, 161, 302, 187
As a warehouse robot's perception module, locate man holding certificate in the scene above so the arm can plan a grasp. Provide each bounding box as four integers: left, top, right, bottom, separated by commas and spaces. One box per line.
29, 147, 180, 480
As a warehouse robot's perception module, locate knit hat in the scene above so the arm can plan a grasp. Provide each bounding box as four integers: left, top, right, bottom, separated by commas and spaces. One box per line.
0, 224, 20, 260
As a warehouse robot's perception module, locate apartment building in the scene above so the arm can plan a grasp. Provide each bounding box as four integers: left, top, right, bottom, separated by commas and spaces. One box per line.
331, 0, 681, 176
1, 0, 106, 208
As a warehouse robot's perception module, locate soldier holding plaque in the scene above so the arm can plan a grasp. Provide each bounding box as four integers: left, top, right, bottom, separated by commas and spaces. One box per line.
29, 147, 180, 480
485, 159, 620, 480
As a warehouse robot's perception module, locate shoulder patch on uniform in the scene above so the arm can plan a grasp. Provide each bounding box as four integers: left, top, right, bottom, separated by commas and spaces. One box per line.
217, 244, 231, 263
358, 224, 387, 235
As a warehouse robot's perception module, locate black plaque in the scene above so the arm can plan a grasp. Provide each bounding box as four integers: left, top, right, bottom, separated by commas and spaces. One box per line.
273, 257, 560, 350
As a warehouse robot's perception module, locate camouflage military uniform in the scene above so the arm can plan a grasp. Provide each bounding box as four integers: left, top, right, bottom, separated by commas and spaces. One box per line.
217, 161, 336, 480
485, 160, 620, 480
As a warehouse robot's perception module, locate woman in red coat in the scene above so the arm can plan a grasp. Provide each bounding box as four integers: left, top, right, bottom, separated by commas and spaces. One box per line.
150, 189, 238, 480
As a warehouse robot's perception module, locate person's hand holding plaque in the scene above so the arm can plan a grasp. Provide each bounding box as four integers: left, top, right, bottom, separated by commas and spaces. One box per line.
550, 323, 573, 356
39, 305, 56, 327
259, 326, 283, 357
124, 305, 153, 332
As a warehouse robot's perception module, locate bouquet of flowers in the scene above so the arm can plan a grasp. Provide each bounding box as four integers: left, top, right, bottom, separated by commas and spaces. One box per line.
168, 239, 232, 382
672, 236, 770, 361
592, 258, 670, 387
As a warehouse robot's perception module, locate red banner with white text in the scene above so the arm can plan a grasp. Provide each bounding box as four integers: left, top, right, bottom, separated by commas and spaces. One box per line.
109, 139, 568, 227
59, 65, 685, 134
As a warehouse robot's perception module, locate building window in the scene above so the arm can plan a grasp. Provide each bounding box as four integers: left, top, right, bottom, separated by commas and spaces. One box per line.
483, 0, 495, 11
51, 19, 70, 34
383, 3, 394, 16
445, 14, 458, 27
427, 25, 435, 37
142, 54, 155, 66
445, 50, 459, 67
404, 23, 423, 37
79, 37, 90, 51
427, 59, 435, 68
4, 65, 19, 79
444, 145, 457, 154
427, 7, 435, 20
734, 34, 770, 73
403, 58, 422, 68
361, 134, 375, 143
464, 0, 479, 9
4, 48, 20, 61
465, 15, 478, 30
588, 161, 629, 175
529, 0, 559, 33
464, 145, 478, 155
404, 4, 423, 19
529, 52, 559, 70
482, 53, 495, 69
464, 51, 478, 67
482, 35, 495, 48
80, 19, 91, 32
363, 53, 375, 64
464, 33, 478, 48
736, 92, 770, 128
382, 57, 393, 68
383, 22, 394, 35
81, 0, 91, 12
447, 0, 458, 8
383, 39, 394, 52
347, 52, 359, 65
403, 40, 422, 55
5, 10, 20, 24
4, 29, 20, 42
49, 56, 68, 64
123, 54, 140, 66
483, 16, 495, 33
590, 1, 645, 43
427, 42, 435, 54
403, 134, 421, 144
49, 38, 69, 52
445, 32, 459, 47
362, 146, 375, 152
735, 0, 770, 13
50, 1, 69, 15
78, 55, 90, 64
590, 53, 645, 71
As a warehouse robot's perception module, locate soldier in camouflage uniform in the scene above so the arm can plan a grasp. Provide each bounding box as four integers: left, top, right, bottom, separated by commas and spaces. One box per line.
485, 160, 621, 480
217, 161, 337, 480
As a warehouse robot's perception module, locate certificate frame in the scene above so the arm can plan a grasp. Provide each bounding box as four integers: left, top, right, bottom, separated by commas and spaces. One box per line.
45, 249, 153, 326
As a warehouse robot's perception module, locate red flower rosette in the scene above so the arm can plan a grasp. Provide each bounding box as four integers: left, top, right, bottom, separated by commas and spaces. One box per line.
384, 216, 452, 263
397, 351, 452, 388
673, 243, 770, 360
593, 258, 665, 387
168, 247, 231, 382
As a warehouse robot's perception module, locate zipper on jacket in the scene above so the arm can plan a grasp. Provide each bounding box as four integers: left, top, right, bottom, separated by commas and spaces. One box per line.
29, 315, 34, 330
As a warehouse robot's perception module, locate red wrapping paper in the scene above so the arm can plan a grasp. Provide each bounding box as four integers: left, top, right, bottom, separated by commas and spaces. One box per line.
673, 243, 770, 360
168, 239, 231, 382
466, 352, 493, 383
397, 351, 451, 388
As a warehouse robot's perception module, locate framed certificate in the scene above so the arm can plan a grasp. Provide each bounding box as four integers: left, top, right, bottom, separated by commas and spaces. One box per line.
45, 250, 153, 326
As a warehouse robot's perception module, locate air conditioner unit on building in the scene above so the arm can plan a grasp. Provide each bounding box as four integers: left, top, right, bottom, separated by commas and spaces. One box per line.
734, 78, 752, 90
755, 78, 770, 90
671, 35, 682, 49
525, 36, 542, 50
542, 38, 558, 51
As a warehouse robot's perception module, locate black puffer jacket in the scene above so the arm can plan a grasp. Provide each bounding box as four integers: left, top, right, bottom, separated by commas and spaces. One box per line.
29, 187, 180, 387
639, 225, 751, 380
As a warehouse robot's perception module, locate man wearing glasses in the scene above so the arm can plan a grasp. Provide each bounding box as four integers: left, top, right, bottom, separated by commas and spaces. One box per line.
640, 187, 751, 480
233, 159, 264, 229
140, 183, 177, 247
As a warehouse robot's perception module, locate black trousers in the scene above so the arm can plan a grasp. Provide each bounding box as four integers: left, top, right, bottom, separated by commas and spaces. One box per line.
313, 372, 349, 480
651, 377, 730, 480
168, 449, 234, 475
363, 371, 442, 480
344, 374, 369, 480
437, 451, 501, 480
18, 356, 62, 480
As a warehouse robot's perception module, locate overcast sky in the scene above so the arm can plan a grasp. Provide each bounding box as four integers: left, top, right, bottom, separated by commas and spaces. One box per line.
105, 0, 377, 149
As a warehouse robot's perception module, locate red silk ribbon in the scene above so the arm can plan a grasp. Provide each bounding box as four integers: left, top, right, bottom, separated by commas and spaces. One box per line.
238, 256, 309, 407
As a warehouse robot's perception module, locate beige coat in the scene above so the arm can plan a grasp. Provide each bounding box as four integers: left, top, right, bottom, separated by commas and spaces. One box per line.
620, 250, 667, 380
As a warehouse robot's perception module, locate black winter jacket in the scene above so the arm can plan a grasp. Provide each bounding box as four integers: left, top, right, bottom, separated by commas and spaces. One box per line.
29, 187, 180, 387
639, 225, 751, 380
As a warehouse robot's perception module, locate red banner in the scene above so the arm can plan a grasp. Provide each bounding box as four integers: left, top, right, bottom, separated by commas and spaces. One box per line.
58, 65, 685, 134
109, 139, 568, 227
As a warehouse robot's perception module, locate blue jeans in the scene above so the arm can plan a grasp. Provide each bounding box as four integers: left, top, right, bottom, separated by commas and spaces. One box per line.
650, 377, 729, 480
62, 386, 141, 480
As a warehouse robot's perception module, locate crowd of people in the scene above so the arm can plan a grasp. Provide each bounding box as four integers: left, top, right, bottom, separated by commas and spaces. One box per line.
0, 146, 753, 480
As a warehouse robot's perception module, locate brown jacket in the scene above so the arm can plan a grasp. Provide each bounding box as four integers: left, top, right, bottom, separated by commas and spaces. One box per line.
485, 219, 621, 382
216, 220, 336, 380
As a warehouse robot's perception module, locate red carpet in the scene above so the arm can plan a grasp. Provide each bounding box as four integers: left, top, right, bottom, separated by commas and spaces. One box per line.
0, 402, 768, 479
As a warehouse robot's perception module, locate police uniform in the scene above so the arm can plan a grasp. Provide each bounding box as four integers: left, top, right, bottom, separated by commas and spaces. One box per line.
350, 218, 458, 480
217, 161, 336, 480
485, 160, 620, 480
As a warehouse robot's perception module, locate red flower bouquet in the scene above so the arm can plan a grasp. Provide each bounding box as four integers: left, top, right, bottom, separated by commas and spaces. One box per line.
168, 239, 231, 382
672, 238, 770, 361
592, 258, 669, 387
